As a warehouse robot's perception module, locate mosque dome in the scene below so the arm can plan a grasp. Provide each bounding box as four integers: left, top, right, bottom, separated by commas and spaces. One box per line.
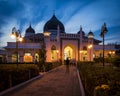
26, 24, 35, 33
43, 14, 65, 33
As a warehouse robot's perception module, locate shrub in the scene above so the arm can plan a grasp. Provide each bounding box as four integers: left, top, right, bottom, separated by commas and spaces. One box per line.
77, 62, 120, 96
112, 56, 120, 67
37, 61, 62, 72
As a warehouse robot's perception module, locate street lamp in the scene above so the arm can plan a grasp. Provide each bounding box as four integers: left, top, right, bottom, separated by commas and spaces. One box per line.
88, 44, 93, 61
100, 23, 108, 66
11, 27, 23, 65
109, 51, 115, 57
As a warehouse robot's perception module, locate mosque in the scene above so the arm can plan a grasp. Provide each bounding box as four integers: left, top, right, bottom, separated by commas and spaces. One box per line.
4, 14, 116, 63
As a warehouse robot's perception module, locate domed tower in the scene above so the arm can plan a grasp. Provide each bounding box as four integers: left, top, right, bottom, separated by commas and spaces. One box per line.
25, 24, 35, 37
88, 30, 94, 39
43, 14, 65, 38
77, 26, 85, 36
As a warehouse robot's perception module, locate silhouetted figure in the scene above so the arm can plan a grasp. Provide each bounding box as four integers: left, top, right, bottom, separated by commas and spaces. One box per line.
66, 58, 70, 73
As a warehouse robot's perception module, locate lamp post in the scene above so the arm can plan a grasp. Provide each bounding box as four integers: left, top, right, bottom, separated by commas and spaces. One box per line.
100, 23, 108, 66
11, 27, 23, 66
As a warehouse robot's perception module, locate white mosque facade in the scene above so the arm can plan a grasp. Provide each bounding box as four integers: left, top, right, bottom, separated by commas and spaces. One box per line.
5, 14, 116, 63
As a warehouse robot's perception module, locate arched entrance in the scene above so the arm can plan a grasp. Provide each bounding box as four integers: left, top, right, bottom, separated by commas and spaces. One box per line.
64, 46, 75, 60
12, 52, 19, 62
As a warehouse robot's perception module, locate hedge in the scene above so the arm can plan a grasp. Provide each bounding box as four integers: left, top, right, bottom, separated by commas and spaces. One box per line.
77, 62, 120, 96
0, 64, 39, 92
36, 61, 62, 72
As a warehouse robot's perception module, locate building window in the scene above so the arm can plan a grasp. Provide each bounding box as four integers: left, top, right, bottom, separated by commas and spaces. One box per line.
24, 53, 32, 62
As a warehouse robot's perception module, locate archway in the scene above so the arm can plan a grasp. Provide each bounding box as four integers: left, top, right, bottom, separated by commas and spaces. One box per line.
64, 46, 73, 60
12, 52, 19, 62
35, 53, 39, 63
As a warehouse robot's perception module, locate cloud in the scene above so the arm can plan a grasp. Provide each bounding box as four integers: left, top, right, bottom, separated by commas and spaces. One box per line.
0, 0, 120, 48
34, 20, 46, 33
0, 18, 19, 47
65, 0, 120, 33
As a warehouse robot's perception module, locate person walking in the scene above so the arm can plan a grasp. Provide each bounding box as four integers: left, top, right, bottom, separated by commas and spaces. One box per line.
66, 57, 70, 73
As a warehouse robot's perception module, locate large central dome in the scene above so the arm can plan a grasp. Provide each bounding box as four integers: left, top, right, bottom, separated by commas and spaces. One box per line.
43, 14, 65, 33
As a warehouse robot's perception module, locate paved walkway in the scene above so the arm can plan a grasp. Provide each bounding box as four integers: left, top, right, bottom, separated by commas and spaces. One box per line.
6, 65, 81, 96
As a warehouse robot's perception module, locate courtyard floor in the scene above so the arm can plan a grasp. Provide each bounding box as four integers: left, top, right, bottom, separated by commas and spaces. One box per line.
5, 65, 82, 96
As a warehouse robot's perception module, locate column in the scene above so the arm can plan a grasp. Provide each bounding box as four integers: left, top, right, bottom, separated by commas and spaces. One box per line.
19, 51, 24, 63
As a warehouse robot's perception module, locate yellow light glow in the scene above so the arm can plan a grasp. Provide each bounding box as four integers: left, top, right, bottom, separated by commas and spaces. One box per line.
109, 51, 115, 54
80, 50, 83, 53
113, 51, 115, 54
19, 37, 23, 42
11, 33, 15, 39
56, 50, 59, 53
25, 53, 31, 56
88, 35, 94, 38
109, 51, 112, 54
44, 32, 51, 36
88, 44, 93, 49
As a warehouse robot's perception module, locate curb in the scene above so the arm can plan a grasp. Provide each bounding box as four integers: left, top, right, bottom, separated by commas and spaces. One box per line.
76, 68, 85, 96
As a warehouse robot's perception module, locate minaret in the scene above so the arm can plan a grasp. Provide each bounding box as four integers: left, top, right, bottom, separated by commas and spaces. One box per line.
80, 25, 83, 47
80, 25, 83, 61
88, 30, 94, 61
57, 25, 60, 41
43, 31, 51, 62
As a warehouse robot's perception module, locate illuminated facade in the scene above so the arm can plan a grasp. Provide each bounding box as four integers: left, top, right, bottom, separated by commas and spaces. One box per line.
5, 14, 117, 63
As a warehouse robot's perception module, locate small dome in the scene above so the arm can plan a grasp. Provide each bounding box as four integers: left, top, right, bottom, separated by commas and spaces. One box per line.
77, 26, 85, 35
77, 31, 85, 35
88, 30, 94, 38
43, 14, 65, 33
26, 24, 35, 33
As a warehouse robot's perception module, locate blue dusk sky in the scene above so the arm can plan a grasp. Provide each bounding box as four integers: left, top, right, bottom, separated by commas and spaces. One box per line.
0, 0, 120, 48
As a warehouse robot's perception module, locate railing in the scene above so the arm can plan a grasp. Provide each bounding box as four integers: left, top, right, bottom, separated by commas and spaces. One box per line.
7, 42, 40, 49
60, 33, 80, 38
94, 45, 116, 50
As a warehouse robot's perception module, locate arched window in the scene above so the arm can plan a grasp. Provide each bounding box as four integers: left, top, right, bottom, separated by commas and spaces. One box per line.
35, 53, 39, 63
51, 45, 57, 61
82, 46, 87, 61
12, 52, 19, 62
83, 46, 87, 50
51, 45, 56, 50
